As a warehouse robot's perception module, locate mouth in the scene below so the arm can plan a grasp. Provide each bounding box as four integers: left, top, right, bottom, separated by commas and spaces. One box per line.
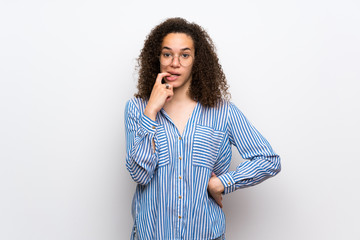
166, 72, 180, 81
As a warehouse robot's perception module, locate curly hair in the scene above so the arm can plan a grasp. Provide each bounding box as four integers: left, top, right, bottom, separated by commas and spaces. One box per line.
135, 17, 230, 107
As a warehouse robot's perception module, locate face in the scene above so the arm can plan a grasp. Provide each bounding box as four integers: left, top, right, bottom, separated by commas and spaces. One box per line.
160, 33, 195, 91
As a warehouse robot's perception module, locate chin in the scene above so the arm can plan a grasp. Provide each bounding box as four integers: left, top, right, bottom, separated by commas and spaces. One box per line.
172, 82, 186, 89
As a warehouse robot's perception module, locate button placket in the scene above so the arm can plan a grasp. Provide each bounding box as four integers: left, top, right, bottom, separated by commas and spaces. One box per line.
176, 133, 184, 234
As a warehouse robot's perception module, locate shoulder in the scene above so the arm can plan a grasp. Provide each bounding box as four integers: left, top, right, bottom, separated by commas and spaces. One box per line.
210, 100, 248, 123
197, 99, 233, 130
201, 99, 241, 115
196, 99, 241, 120
125, 97, 148, 116
126, 97, 148, 109
199, 99, 230, 111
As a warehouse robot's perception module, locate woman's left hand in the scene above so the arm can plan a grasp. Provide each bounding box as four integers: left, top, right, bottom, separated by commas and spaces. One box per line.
207, 172, 225, 208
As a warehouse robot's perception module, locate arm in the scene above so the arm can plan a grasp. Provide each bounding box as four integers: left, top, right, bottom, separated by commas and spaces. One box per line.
217, 102, 281, 194
125, 100, 160, 185
125, 73, 173, 185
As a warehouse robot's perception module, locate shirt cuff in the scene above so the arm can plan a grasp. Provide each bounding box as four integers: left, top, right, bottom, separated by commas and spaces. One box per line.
218, 172, 236, 194
139, 113, 159, 135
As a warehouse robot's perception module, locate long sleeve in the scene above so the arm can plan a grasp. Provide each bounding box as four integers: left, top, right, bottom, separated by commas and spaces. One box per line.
217, 102, 281, 194
125, 100, 160, 185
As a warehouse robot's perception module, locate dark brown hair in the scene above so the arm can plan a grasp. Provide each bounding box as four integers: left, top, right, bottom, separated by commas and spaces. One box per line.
135, 17, 230, 107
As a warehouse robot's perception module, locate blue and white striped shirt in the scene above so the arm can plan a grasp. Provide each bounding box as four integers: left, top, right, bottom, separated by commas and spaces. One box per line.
125, 97, 281, 240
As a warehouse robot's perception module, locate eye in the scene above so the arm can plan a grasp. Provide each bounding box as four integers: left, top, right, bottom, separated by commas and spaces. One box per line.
181, 53, 190, 59
162, 52, 172, 58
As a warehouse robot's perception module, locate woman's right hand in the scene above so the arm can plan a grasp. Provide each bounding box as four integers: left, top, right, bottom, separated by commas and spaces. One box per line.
144, 72, 173, 121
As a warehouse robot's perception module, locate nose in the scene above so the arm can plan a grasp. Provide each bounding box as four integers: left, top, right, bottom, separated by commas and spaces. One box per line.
171, 56, 181, 67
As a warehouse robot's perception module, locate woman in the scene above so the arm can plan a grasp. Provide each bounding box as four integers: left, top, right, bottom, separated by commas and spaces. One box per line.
125, 17, 281, 240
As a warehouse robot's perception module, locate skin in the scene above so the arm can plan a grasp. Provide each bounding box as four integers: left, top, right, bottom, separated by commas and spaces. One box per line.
144, 33, 225, 208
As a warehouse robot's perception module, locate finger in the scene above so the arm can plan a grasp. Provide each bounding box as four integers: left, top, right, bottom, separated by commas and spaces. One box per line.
215, 195, 223, 208
164, 83, 173, 90
165, 88, 174, 101
155, 72, 171, 85
218, 196, 223, 208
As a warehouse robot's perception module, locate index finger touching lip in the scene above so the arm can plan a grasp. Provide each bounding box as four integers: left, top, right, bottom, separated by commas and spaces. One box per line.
156, 72, 171, 84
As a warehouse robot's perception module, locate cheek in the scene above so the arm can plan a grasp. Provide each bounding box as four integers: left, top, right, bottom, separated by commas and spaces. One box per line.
185, 66, 193, 77
160, 65, 165, 73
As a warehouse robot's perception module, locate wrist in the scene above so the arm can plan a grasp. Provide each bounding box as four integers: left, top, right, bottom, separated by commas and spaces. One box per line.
217, 173, 236, 194
144, 106, 158, 121
210, 177, 224, 193
215, 178, 225, 193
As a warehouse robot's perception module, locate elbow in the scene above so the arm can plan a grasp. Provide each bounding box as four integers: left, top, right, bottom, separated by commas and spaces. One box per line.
271, 155, 281, 176
126, 159, 152, 185
130, 173, 152, 185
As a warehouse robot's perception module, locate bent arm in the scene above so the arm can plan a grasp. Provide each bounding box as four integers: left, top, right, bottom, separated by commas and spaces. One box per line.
125, 100, 159, 185
217, 103, 281, 194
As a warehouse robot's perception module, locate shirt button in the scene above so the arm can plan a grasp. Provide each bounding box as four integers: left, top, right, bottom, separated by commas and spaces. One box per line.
152, 126, 156, 129
179, 156, 182, 160
179, 196, 182, 199
179, 176, 182, 180
179, 137, 182, 140
228, 182, 231, 185
178, 216, 182, 219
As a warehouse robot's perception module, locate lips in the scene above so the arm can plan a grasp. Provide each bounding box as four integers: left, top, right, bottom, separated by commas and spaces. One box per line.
166, 72, 180, 81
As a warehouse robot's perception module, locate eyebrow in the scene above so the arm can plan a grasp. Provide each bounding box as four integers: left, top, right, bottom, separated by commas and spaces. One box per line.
162, 46, 192, 51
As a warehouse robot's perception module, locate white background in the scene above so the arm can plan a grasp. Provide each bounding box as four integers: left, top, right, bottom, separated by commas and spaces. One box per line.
1, 0, 359, 239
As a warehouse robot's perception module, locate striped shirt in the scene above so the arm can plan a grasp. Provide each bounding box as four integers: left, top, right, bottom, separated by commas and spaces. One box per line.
125, 97, 281, 240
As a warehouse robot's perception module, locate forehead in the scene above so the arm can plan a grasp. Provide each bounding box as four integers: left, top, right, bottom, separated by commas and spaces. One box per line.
161, 33, 194, 51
